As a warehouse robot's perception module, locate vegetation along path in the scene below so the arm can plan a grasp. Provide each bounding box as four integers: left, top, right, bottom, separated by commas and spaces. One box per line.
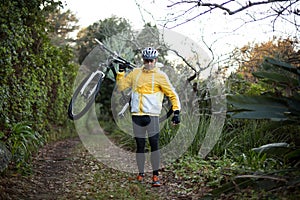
0, 137, 210, 200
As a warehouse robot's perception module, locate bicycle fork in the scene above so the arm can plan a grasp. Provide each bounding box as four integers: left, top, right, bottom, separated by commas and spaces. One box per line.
80, 70, 105, 99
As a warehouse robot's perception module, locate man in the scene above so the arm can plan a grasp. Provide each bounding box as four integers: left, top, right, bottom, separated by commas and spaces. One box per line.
116, 47, 181, 187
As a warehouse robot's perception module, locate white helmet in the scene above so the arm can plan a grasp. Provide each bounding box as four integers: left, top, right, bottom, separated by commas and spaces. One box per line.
142, 47, 159, 59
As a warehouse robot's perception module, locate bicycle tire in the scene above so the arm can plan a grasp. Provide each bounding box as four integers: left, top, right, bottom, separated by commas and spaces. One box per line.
68, 74, 102, 120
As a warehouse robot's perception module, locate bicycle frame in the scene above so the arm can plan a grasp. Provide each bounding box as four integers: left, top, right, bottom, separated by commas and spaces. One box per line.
104, 60, 132, 117
80, 70, 105, 99
95, 38, 136, 69
93, 39, 136, 117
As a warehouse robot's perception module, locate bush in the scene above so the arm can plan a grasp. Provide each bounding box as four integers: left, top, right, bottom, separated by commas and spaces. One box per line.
0, 0, 77, 136
0, 122, 44, 174
0, 0, 78, 173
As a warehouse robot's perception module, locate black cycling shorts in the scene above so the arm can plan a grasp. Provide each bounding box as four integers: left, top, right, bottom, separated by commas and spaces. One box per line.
132, 115, 159, 138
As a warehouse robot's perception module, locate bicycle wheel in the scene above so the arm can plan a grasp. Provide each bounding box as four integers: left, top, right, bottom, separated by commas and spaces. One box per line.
68, 73, 103, 120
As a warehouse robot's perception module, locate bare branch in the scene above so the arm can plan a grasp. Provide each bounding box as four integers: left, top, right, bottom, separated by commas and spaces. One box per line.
169, 49, 198, 72
163, 0, 299, 30
134, 0, 157, 25
167, 0, 291, 15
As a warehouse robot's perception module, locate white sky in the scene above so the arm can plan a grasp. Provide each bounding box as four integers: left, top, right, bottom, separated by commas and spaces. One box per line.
62, 0, 152, 29
62, 0, 235, 38
62, 0, 297, 63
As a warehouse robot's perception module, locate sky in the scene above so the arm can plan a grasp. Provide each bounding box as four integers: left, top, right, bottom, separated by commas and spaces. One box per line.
62, 0, 145, 28
61, 0, 297, 67
61, 0, 240, 38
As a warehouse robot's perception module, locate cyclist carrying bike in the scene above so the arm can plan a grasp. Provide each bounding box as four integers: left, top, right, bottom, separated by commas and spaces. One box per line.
116, 47, 181, 187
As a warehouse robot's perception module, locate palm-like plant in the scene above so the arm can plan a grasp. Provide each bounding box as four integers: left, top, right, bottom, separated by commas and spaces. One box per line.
221, 57, 300, 198
228, 57, 300, 123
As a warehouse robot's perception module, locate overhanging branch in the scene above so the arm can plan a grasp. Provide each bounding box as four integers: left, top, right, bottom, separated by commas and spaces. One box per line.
165, 0, 299, 29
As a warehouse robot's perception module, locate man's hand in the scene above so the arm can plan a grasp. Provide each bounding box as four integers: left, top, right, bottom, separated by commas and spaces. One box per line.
119, 63, 126, 72
171, 110, 180, 125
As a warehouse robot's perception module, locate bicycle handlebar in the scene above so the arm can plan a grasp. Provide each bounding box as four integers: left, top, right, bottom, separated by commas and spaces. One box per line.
94, 38, 136, 69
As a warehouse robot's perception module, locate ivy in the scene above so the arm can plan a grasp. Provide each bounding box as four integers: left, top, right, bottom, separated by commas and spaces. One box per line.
0, 0, 77, 149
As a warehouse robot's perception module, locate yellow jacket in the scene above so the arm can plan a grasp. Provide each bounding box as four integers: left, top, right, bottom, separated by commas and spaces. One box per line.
116, 65, 181, 116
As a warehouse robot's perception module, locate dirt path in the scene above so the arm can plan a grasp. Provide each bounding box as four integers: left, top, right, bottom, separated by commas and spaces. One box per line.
0, 137, 206, 200
1, 138, 84, 199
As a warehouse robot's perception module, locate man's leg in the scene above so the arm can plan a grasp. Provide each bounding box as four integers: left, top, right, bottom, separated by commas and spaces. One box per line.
149, 133, 160, 176
132, 116, 148, 177
146, 116, 161, 188
135, 137, 146, 174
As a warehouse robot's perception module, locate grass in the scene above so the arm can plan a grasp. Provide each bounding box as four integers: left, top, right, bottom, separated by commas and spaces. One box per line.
3, 117, 297, 199
97, 113, 300, 199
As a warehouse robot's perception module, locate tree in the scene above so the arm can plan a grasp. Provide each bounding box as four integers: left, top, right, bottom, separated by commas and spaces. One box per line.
160, 0, 300, 30
76, 16, 132, 64
232, 37, 300, 82
46, 8, 80, 46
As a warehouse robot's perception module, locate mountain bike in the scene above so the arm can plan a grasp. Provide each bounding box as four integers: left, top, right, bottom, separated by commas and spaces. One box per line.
68, 38, 173, 121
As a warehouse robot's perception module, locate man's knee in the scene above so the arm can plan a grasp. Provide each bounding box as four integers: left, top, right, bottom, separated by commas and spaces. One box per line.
135, 137, 146, 153
149, 134, 159, 151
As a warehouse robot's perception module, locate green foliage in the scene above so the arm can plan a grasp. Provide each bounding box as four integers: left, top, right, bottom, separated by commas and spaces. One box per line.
77, 16, 132, 64
2, 122, 44, 174
235, 150, 279, 171
227, 95, 290, 120
246, 82, 270, 95
188, 114, 210, 155
0, 0, 77, 134
224, 56, 300, 188
167, 151, 300, 199
210, 117, 300, 197
0, 141, 11, 173
170, 156, 237, 188
228, 58, 300, 123
213, 119, 298, 156
159, 120, 179, 147
0, 0, 78, 173
252, 142, 300, 167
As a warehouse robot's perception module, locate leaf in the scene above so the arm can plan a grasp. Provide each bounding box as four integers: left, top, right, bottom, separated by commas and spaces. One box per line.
264, 57, 300, 76
286, 97, 300, 114
227, 95, 289, 120
253, 71, 298, 86
252, 143, 291, 157
0, 132, 5, 139
285, 149, 300, 161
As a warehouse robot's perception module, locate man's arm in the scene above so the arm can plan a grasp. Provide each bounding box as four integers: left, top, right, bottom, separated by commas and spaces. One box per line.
159, 74, 181, 125
116, 71, 133, 91
159, 73, 181, 112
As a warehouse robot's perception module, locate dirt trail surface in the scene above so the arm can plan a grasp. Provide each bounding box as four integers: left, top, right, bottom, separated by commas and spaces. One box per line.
0, 137, 208, 200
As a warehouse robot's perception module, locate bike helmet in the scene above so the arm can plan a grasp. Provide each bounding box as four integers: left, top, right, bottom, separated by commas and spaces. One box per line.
142, 47, 159, 59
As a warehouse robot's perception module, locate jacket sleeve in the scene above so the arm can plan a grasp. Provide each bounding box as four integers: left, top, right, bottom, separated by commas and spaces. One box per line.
116, 71, 133, 91
159, 74, 181, 111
